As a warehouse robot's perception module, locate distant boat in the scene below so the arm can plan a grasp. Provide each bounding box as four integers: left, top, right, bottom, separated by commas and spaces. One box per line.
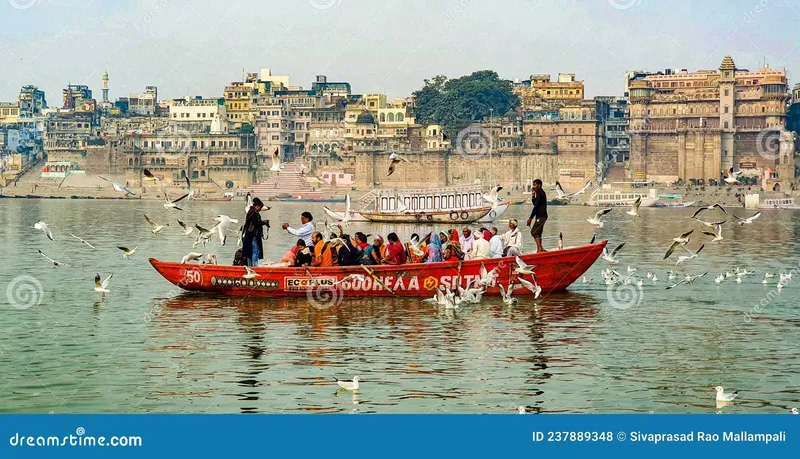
323, 184, 509, 224
757, 197, 800, 210
586, 187, 658, 208
654, 200, 696, 208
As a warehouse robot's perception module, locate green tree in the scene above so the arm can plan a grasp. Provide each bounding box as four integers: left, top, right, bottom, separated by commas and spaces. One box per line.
239, 123, 254, 134
412, 70, 519, 139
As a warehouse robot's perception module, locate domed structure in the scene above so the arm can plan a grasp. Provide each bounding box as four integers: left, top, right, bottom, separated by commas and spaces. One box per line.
356, 110, 375, 124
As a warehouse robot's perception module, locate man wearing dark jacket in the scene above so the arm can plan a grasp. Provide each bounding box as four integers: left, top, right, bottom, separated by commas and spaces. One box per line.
526, 178, 548, 253
242, 197, 270, 266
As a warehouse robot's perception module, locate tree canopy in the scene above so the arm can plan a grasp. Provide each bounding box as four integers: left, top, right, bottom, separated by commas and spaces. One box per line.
412, 70, 519, 138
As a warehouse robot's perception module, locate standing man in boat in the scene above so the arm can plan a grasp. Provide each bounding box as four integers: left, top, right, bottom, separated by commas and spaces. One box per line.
527, 178, 548, 253
242, 197, 270, 267
282, 211, 315, 246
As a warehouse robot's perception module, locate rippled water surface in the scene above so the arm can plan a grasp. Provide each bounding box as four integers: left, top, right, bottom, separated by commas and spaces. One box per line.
1, 199, 799, 414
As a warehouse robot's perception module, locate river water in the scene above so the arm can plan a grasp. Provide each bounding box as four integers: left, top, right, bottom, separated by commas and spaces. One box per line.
0, 199, 798, 414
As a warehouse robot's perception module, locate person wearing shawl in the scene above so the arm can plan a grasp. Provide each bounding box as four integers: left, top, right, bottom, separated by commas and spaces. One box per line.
337, 234, 360, 266
449, 229, 461, 248
500, 219, 523, 256
459, 227, 475, 254
354, 232, 371, 251
426, 233, 443, 263
242, 197, 270, 267
359, 235, 384, 265
278, 242, 301, 267
383, 232, 407, 265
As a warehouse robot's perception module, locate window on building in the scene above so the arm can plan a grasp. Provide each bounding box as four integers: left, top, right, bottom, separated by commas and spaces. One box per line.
724, 106, 729, 113
724, 89, 730, 96
724, 122, 729, 129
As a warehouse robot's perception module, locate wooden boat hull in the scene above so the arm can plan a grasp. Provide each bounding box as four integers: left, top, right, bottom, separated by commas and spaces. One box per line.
323, 203, 509, 224
148, 241, 606, 298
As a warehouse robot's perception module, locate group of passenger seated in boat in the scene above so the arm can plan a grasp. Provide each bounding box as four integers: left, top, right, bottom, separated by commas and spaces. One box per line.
274, 213, 526, 268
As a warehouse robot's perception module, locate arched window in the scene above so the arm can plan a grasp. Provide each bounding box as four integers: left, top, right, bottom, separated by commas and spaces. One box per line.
380, 113, 386, 122
181, 170, 186, 178
397, 113, 404, 121
387, 113, 395, 122
724, 122, 729, 129
128, 158, 133, 166
201, 170, 206, 177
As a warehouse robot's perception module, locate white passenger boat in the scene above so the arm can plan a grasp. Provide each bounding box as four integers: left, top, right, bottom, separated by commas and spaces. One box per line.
757, 197, 800, 210
585, 186, 659, 208
323, 184, 509, 224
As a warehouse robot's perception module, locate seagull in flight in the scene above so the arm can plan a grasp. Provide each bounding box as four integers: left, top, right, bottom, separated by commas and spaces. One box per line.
69, 233, 96, 249
691, 204, 727, 219
676, 244, 704, 265
733, 212, 761, 225
163, 190, 190, 211
94, 273, 112, 298
193, 223, 217, 248
555, 180, 592, 201
144, 214, 167, 236
664, 230, 693, 259
666, 271, 707, 289
38, 250, 69, 267
214, 215, 239, 246
587, 208, 612, 228
270, 148, 283, 172
243, 266, 260, 279
180, 252, 204, 264
341, 194, 354, 226
601, 242, 625, 265
335, 376, 360, 392
245, 192, 253, 214
117, 246, 137, 258
694, 218, 726, 228
143, 169, 161, 183
177, 220, 194, 237
387, 152, 409, 176
514, 256, 536, 275
723, 167, 743, 185
714, 385, 738, 402
702, 224, 724, 243
482, 185, 503, 210
34, 221, 53, 241
498, 283, 518, 305
518, 274, 542, 299
626, 197, 642, 217
99, 176, 136, 196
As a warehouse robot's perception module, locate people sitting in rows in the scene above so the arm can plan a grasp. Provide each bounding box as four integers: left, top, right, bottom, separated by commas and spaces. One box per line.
354, 232, 370, 251
337, 234, 360, 266
459, 227, 474, 254
383, 232, 407, 265
500, 219, 523, 256
467, 230, 491, 260
406, 232, 426, 264
426, 232, 443, 263
311, 231, 335, 267
358, 235, 384, 265
488, 226, 504, 259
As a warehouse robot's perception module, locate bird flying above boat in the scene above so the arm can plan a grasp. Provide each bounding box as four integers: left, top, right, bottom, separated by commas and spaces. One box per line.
691, 204, 727, 219
213, 215, 239, 246
518, 275, 542, 299
341, 194, 353, 226
177, 220, 194, 237
387, 152, 409, 176
587, 208, 612, 228
664, 230, 693, 259
245, 192, 253, 214
514, 256, 536, 275
38, 250, 69, 268
34, 221, 53, 241
180, 252, 204, 264
555, 180, 591, 201
626, 197, 642, 217
482, 185, 503, 209
601, 242, 625, 265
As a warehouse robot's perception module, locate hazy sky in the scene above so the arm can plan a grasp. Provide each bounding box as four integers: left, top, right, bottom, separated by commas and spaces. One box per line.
0, 0, 798, 104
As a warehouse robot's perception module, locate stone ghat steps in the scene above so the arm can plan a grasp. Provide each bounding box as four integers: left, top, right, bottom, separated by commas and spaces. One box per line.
242, 163, 320, 198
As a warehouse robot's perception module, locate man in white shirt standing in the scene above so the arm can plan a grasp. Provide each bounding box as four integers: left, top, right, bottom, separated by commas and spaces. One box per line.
467, 230, 491, 260
281, 211, 315, 246
500, 219, 523, 256
488, 226, 504, 259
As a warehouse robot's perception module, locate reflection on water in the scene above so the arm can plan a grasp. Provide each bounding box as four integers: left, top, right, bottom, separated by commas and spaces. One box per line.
1, 200, 799, 413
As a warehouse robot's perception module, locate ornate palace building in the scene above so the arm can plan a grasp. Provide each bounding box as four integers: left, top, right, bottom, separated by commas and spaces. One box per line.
628, 56, 794, 189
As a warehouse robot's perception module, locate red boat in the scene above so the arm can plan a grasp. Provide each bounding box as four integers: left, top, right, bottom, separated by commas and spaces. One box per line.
149, 241, 606, 298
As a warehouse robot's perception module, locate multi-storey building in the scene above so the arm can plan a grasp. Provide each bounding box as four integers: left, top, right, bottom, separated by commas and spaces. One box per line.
62, 84, 92, 109
120, 132, 257, 187
121, 86, 158, 116
628, 56, 793, 189
18, 85, 47, 117
167, 97, 228, 133
0, 102, 19, 125
43, 112, 95, 162
311, 75, 351, 103
595, 96, 630, 163
513, 73, 585, 109
253, 89, 321, 167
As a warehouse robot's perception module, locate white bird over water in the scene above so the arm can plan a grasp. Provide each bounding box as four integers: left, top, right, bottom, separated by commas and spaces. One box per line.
38, 250, 69, 268
694, 218, 726, 228
117, 246, 137, 258
245, 192, 253, 214
518, 406, 527, 414
626, 197, 642, 217
587, 208, 612, 228
94, 273, 112, 298
714, 274, 724, 284
163, 189, 190, 211
733, 212, 761, 225
791, 408, 798, 415
676, 244, 704, 265
714, 386, 738, 402
177, 220, 194, 237
666, 271, 708, 289
498, 283, 518, 306
555, 180, 592, 201
180, 252, 204, 264
243, 266, 260, 279
142, 168, 161, 183
479, 263, 500, 288
335, 376, 360, 391
214, 215, 239, 246
144, 215, 167, 236
514, 256, 536, 275
34, 221, 53, 241
628, 266, 637, 275
601, 242, 626, 265
69, 233, 96, 249
702, 223, 724, 243
482, 185, 503, 210
581, 276, 590, 284
518, 275, 542, 299
779, 270, 792, 282
99, 176, 136, 196
664, 230, 693, 259
341, 194, 354, 226
691, 204, 727, 219
723, 167, 743, 185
